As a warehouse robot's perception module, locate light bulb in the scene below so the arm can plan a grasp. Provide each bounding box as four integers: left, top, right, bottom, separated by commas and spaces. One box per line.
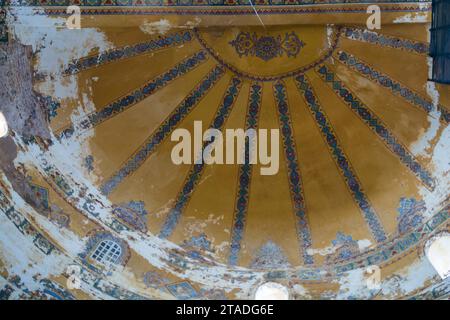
426, 235, 450, 279
254, 282, 289, 300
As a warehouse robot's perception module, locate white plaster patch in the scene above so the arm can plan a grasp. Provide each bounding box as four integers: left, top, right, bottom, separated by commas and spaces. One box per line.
393, 12, 428, 24
185, 17, 202, 28
214, 241, 230, 254
411, 57, 442, 157
7, 6, 111, 178
325, 24, 335, 63
184, 214, 224, 237
334, 267, 379, 300
334, 257, 439, 299
7, 6, 112, 94
140, 19, 173, 35
12, 136, 266, 296
357, 239, 372, 251
307, 245, 337, 256
419, 125, 450, 218
0, 197, 73, 292
306, 239, 372, 256
381, 258, 437, 297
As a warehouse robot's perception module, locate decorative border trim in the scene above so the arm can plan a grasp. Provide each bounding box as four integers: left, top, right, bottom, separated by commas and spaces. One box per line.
408, 279, 450, 300
17, 3, 432, 16
331, 205, 448, 274
316, 64, 435, 191
193, 27, 341, 82
273, 80, 314, 264
159, 76, 243, 239
99, 65, 225, 196
341, 26, 429, 55
0, 202, 57, 255
294, 74, 387, 243
336, 51, 450, 123
63, 30, 194, 75
228, 83, 262, 266
5, 0, 432, 7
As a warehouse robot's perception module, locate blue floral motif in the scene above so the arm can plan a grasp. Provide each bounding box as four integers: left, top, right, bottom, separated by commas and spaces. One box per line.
250, 241, 291, 269
327, 232, 360, 263
396, 197, 426, 234
273, 81, 314, 264
229, 83, 262, 266
183, 233, 213, 252
194, 28, 339, 82
230, 31, 305, 61
40, 96, 61, 121
112, 201, 148, 233
83, 155, 94, 173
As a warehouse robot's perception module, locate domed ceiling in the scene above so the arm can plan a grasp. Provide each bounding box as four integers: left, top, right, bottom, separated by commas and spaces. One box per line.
0, 1, 449, 300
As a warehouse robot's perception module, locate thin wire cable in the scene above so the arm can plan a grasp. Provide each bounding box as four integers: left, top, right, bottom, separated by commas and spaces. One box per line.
247, 0, 266, 29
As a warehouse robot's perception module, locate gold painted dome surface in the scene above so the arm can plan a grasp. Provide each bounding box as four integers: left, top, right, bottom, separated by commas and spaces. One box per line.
0, 2, 449, 300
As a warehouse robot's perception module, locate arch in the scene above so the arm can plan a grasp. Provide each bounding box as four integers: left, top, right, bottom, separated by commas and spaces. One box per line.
425, 232, 450, 279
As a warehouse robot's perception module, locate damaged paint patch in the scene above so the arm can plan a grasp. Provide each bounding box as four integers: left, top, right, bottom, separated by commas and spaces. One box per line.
393, 12, 429, 24
307, 239, 372, 257
381, 258, 438, 298
6, 6, 112, 179
411, 56, 442, 157
7, 6, 112, 83
419, 125, 450, 217
140, 19, 173, 35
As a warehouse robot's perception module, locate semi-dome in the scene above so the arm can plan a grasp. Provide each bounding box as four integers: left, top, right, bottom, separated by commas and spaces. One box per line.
0, 1, 449, 300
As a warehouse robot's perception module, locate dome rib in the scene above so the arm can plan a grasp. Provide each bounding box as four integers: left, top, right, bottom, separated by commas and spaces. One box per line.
295, 73, 387, 243
316, 64, 436, 191
228, 83, 263, 266
99, 65, 225, 196
159, 76, 243, 239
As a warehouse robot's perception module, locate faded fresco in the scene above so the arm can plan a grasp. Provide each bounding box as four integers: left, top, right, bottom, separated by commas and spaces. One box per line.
0, 0, 449, 300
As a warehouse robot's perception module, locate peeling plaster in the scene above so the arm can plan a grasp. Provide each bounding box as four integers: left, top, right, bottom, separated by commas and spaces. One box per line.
0, 5, 448, 300
419, 125, 450, 218
307, 239, 372, 257
411, 55, 441, 157
393, 12, 428, 24
140, 19, 173, 35
7, 6, 112, 99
